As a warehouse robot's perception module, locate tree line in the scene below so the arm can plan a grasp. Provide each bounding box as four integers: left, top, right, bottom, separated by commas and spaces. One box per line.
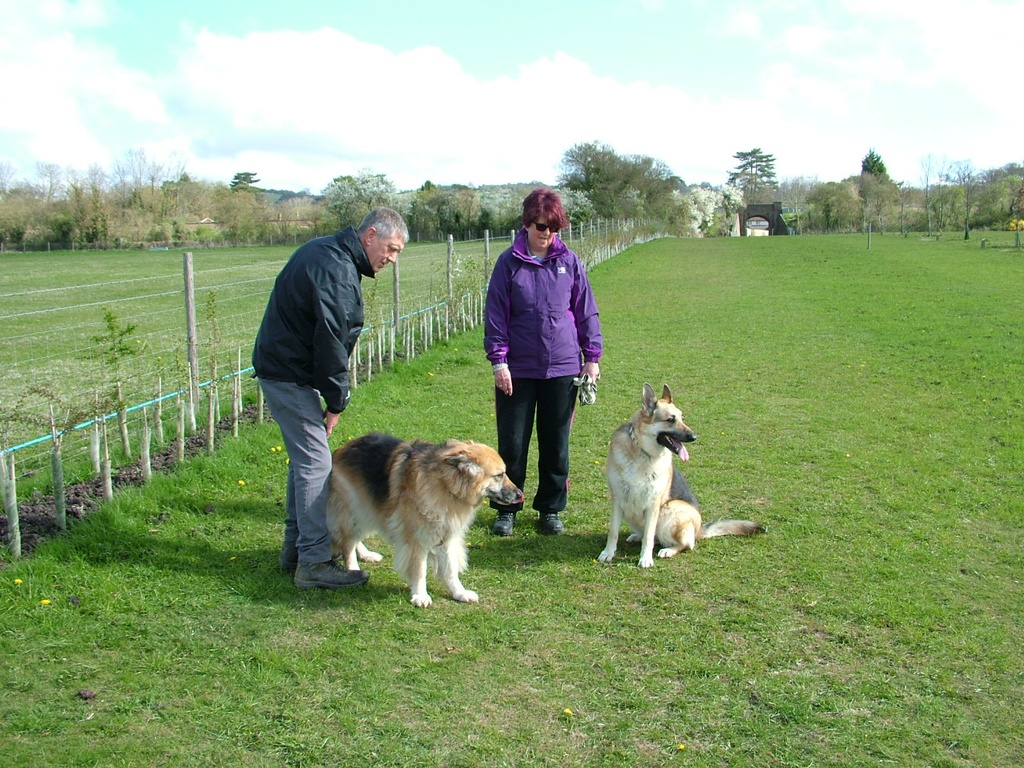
1, 143, 1022, 251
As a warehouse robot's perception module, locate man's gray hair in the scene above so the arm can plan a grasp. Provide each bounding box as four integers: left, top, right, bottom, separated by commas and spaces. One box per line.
358, 207, 409, 242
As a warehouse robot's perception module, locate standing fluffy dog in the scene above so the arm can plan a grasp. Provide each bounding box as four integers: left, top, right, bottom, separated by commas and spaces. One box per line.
327, 432, 523, 607
598, 384, 764, 568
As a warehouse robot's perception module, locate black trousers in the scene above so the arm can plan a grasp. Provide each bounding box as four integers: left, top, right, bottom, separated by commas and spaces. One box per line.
492, 375, 578, 515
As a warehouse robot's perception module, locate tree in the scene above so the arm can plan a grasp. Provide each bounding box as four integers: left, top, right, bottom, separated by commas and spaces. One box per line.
919, 154, 937, 237
949, 160, 979, 240
861, 149, 889, 179
230, 172, 260, 189
858, 149, 896, 232
211, 185, 267, 242
556, 188, 596, 228
321, 171, 396, 228
727, 149, 777, 204
1012, 175, 1024, 248
559, 141, 634, 218
805, 181, 861, 233
777, 176, 817, 234
558, 141, 678, 219
67, 165, 111, 245
0, 160, 14, 196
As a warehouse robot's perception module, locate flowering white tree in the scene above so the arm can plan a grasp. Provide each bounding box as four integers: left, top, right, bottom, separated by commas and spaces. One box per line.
322, 170, 397, 227
557, 188, 596, 226
684, 185, 744, 237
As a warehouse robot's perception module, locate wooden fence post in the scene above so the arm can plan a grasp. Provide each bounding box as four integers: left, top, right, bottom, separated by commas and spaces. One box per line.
484, 230, 491, 287
176, 395, 185, 464
116, 381, 131, 459
183, 252, 200, 415
1, 450, 20, 559
100, 418, 113, 501
392, 256, 401, 347
141, 407, 152, 483
49, 405, 66, 531
155, 376, 165, 445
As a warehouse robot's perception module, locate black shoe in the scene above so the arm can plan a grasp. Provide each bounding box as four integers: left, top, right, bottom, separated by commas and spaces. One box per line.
492, 511, 516, 536
538, 512, 564, 535
279, 542, 298, 573
294, 560, 370, 590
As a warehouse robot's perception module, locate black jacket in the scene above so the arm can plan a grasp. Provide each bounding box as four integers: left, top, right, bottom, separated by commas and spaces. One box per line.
252, 227, 374, 413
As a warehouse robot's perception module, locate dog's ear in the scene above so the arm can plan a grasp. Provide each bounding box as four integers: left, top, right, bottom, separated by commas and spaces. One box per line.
446, 451, 483, 479
662, 384, 673, 403
642, 383, 656, 414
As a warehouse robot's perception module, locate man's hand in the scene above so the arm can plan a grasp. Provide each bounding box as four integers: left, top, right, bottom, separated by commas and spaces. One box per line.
324, 410, 340, 436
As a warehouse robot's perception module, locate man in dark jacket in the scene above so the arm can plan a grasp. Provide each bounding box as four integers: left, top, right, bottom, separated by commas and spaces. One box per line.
253, 207, 408, 589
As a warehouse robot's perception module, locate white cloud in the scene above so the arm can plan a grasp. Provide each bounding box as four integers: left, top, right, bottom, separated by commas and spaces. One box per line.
728, 10, 763, 38
2, 0, 1022, 194
779, 23, 833, 55
0, 0, 165, 175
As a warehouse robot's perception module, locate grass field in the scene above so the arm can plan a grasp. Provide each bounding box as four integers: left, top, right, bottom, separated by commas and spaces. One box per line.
0, 237, 495, 478
1, 233, 1022, 766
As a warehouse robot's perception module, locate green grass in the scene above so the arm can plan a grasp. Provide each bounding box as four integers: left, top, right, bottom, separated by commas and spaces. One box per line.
2, 233, 1022, 766
0, 237, 491, 479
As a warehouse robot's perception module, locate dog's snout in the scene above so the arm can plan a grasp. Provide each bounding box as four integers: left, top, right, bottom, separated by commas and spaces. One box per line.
492, 483, 524, 505
684, 432, 697, 443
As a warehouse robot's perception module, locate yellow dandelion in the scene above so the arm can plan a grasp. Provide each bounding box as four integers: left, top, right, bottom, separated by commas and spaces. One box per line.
237, 479, 246, 486
428, 372, 435, 377
40, 599, 51, 606
14, 578, 23, 585
677, 744, 686, 751
563, 708, 573, 716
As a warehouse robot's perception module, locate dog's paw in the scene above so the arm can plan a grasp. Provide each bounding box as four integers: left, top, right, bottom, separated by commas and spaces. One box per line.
597, 549, 616, 563
657, 547, 680, 559
411, 592, 434, 608
625, 533, 642, 543
452, 589, 479, 604
637, 555, 654, 568
355, 543, 383, 563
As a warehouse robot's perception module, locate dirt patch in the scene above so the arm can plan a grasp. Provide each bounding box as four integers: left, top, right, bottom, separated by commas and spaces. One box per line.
1, 407, 267, 560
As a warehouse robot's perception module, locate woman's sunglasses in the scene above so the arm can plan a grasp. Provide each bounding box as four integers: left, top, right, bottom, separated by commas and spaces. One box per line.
533, 221, 559, 233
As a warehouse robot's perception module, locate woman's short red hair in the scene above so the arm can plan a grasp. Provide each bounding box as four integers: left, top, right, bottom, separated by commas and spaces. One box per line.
521, 188, 569, 231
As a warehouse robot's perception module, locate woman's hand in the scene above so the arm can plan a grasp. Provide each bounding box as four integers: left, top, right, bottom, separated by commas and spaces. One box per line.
494, 367, 513, 396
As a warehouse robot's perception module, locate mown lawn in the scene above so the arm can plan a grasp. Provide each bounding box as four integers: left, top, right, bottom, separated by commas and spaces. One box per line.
1, 233, 1022, 767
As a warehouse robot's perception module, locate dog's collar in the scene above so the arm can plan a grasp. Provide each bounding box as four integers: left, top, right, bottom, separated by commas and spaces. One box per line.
628, 423, 654, 459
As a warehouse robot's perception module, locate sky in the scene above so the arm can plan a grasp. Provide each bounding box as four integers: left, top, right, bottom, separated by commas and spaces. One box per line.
2, 0, 1020, 194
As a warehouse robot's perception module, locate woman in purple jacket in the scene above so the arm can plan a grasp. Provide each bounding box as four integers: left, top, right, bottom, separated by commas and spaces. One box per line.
484, 188, 603, 536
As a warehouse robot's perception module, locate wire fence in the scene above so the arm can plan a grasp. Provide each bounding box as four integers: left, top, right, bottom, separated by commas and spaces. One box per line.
0, 219, 661, 553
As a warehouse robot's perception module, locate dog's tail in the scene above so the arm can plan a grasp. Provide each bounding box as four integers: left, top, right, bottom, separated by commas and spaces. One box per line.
698, 520, 766, 540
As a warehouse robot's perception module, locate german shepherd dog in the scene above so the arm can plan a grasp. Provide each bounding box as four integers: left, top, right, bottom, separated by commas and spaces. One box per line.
327, 432, 524, 607
598, 384, 764, 568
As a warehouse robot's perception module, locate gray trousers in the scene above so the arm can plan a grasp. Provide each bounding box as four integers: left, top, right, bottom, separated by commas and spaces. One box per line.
258, 378, 333, 564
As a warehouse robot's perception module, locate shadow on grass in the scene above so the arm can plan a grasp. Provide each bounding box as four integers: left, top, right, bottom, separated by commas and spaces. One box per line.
30, 489, 628, 610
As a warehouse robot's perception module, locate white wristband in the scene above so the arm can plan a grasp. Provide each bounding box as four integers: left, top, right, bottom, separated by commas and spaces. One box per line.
492, 363, 508, 372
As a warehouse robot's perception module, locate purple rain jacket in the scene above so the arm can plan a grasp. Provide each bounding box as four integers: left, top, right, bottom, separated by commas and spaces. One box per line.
484, 228, 603, 379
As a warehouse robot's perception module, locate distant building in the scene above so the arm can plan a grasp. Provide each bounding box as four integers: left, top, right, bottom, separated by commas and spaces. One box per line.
739, 203, 789, 236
